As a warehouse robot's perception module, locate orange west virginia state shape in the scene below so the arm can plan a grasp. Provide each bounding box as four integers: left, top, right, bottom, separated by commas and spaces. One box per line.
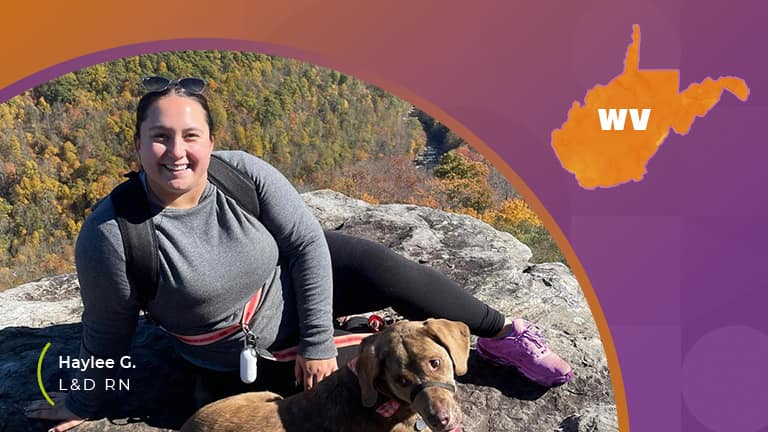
551, 25, 750, 189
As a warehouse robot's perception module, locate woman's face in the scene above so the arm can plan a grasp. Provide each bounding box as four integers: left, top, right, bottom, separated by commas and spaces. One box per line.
135, 95, 214, 208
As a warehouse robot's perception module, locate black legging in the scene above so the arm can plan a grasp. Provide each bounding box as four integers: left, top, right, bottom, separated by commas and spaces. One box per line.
188, 231, 506, 406
325, 230, 505, 337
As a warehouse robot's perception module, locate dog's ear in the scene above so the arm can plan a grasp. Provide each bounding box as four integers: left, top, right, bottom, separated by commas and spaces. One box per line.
357, 335, 381, 407
423, 319, 471, 376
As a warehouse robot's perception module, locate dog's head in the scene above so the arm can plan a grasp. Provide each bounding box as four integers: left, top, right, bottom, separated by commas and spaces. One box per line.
356, 319, 469, 432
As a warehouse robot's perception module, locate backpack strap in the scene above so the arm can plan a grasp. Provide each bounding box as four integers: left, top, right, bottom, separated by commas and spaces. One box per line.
208, 153, 260, 219
110, 154, 262, 318
110, 171, 159, 319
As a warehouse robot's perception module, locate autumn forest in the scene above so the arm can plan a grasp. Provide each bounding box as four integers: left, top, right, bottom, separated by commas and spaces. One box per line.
0, 51, 562, 290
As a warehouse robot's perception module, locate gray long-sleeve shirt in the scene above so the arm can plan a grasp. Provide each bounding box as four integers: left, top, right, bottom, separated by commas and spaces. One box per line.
66, 150, 335, 417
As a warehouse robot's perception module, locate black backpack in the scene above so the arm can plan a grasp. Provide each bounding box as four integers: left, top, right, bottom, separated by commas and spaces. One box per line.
109, 154, 261, 317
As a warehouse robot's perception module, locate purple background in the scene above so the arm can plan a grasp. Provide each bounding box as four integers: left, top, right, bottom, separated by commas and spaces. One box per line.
2, 1, 766, 430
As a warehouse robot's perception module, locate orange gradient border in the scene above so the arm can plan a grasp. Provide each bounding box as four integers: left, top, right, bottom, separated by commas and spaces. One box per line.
0, 3, 629, 430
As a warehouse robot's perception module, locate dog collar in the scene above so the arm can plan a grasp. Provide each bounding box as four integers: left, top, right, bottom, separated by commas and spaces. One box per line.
409, 380, 456, 404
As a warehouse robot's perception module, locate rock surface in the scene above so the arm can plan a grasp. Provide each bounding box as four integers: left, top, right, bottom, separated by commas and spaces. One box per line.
1, 190, 617, 431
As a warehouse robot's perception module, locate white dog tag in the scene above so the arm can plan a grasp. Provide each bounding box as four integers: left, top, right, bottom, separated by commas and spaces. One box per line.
240, 346, 258, 383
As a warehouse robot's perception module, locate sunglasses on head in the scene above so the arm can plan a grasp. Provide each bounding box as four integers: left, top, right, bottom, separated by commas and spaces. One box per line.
141, 76, 206, 94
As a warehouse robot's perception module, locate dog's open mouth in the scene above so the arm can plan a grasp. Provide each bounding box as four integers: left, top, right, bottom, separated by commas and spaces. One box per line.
429, 419, 461, 432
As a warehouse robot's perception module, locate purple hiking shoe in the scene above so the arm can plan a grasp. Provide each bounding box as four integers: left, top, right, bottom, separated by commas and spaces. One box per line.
476, 318, 574, 387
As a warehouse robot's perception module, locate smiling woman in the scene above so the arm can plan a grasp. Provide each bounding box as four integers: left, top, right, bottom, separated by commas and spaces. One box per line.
22, 71, 573, 431
135, 89, 215, 208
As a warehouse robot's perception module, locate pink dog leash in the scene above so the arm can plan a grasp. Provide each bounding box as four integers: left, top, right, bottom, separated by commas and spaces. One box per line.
165, 288, 263, 346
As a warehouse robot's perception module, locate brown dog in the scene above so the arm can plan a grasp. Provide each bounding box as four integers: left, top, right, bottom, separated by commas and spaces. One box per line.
181, 319, 470, 432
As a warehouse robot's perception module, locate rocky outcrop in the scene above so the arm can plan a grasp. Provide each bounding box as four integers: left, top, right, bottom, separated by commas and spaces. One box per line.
1, 190, 617, 431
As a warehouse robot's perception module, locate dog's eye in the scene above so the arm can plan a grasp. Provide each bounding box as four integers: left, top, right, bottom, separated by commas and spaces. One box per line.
429, 359, 441, 369
397, 375, 410, 387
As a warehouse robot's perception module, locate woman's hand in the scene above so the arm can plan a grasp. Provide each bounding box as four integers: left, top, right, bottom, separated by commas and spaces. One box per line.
294, 355, 338, 391
24, 392, 86, 432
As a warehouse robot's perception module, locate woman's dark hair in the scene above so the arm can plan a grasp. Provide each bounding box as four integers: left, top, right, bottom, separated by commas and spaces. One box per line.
134, 86, 215, 140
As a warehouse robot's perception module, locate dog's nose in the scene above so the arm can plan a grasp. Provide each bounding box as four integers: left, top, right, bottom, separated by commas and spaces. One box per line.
427, 410, 452, 428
